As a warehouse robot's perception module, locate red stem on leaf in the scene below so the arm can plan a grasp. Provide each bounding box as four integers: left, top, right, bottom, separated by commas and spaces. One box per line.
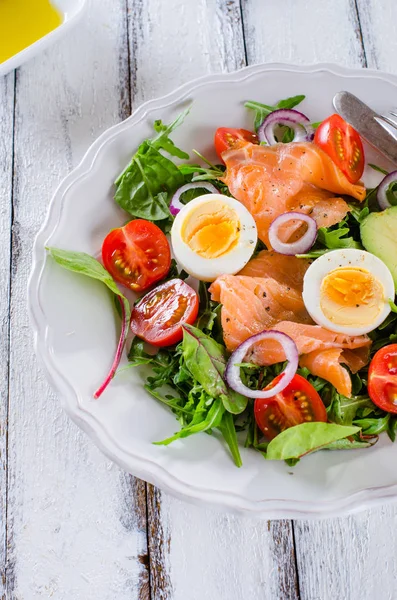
94, 297, 129, 399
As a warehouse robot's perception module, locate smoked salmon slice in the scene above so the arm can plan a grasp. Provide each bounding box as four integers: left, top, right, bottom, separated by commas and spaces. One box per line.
209, 275, 312, 351
299, 346, 370, 397
244, 321, 371, 365
238, 250, 310, 291
222, 141, 366, 247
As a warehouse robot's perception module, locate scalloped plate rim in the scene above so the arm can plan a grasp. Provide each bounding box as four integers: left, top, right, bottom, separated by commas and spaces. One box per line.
28, 62, 397, 519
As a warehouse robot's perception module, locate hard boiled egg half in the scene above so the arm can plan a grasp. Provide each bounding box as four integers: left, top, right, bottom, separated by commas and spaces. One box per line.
303, 249, 395, 336
171, 194, 257, 281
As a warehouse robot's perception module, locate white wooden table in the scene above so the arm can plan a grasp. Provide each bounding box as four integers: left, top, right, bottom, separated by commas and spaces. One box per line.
2, 0, 397, 598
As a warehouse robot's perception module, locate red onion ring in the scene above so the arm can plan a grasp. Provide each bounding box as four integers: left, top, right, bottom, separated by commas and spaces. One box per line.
225, 331, 298, 399
268, 212, 317, 255
377, 170, 397, 210
258, 109, 314, 145
170, 182, 218, 216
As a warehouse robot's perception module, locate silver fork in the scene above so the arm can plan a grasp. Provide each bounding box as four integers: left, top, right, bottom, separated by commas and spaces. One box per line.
375, 108, 397, 141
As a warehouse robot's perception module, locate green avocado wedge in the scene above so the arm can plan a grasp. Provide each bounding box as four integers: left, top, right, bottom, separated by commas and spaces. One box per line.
360, 206, 397, 290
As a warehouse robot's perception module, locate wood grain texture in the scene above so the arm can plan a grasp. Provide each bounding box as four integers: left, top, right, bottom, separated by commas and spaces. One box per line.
152, 496, 299, 600
241, 0, 365, 67
356, 0, 397, 72
4, 1, 148, 598
127, 0, 245, 107
0, 71, 15, 599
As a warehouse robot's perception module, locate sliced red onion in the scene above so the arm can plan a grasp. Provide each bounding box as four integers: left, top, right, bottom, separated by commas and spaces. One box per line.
170, 182, 219, 216
268, 212, 317, 255
225, 331, 298, 399
377, 170, 397, 210
258, 109, 314, 145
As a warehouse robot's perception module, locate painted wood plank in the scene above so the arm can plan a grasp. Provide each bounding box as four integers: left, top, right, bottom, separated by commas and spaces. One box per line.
151, 495, 299, 600
0, 71, 15, 599
5, 1, 149, 598
356, 0, 397, 72
241, 0, 365, 67
294, 505, 397, 600
127, 1, 300, 598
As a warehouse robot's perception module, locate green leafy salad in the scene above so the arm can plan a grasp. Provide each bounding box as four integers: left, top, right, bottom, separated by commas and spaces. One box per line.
47, 94, 397, 467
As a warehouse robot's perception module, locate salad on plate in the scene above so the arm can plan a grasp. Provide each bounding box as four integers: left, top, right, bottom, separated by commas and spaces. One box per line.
46, 95, 397, 467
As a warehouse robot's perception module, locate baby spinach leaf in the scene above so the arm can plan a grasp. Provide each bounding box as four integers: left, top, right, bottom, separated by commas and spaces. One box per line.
46, 247, 131, 398
182, 324, 248, 414
114, 109, 190, 221
266, 422, 360, 460
115, 141, 184, 220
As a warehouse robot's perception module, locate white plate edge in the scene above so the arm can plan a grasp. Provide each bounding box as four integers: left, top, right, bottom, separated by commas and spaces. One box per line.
27, 62, 397, 519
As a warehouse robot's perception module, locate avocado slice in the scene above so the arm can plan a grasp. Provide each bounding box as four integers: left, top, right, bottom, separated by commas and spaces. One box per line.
360, 206, 397, 289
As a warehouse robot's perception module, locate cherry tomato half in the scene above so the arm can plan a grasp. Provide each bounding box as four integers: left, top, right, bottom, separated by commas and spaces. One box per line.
102, 219, 171, 293
368, 344, 397, 414
130, 278, 199, 347
214, 127, 258, 162
314, 114, 365, 184
254, 374, 327, 441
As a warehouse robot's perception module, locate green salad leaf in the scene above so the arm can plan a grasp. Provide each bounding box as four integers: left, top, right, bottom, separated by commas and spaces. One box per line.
245, 95, 306, 131
182, 324, 248, 414
114, 109, 190, 222
266, 423, 361, 460
46, 247, 131, 398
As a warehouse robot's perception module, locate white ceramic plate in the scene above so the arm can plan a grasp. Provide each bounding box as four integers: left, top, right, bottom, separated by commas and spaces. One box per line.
28, 63, 397, 519
0, 0, 87, 77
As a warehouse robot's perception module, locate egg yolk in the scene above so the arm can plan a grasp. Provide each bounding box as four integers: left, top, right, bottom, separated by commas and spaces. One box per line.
320, 267, 385, 327
182, 200, 240, 258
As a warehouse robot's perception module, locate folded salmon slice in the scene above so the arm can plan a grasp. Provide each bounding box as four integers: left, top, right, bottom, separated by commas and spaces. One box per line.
245, 321, 371, 364
222, 141, 366, 247
299, 346, 370, 397
238, 250, 310, 291
209, 275, 312, 351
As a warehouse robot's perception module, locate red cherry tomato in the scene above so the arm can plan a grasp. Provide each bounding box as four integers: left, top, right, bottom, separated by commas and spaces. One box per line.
254, 374, 327, 441
102, 219, 171, 293
314, 114, 365, 183
368, 344, 397, 414
130, 279, 199, 347
214, 127, 258, 161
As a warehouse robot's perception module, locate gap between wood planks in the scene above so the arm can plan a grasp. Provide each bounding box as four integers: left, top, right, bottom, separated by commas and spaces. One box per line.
1, 69, 17, 600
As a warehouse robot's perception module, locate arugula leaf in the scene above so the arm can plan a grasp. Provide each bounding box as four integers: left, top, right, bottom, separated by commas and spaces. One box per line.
155, 398, 225, 445
245, 95, 306, 131
182, 324, 248, 414
354, 414, 390, 435
327, 392, 376, 427
368, 163, 389, 176
317, 222, 362, 250
388, 416, 397, 442
46, 247, 130, 398
266, 422, 360, 460
218, 411, 242, 468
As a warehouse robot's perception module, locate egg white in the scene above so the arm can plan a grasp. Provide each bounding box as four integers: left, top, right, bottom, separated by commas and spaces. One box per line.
302, 248, 395, 336
171, 194, 257, 282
